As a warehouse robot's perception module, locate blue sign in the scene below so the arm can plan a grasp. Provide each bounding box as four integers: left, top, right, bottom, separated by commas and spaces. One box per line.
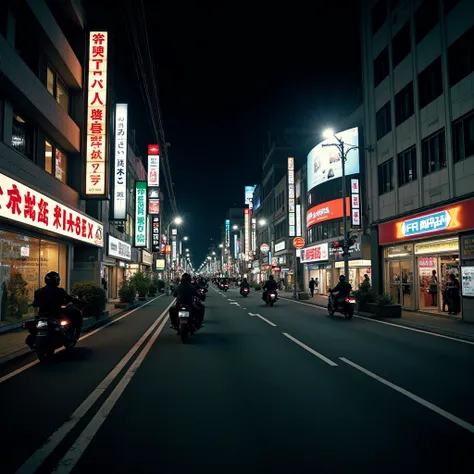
401, 210, 451, 237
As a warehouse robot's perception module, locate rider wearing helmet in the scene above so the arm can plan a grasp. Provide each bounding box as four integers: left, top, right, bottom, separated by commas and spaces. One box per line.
329, 275, 352, 310
171, 273, 204, 329
240, 277, 250, 294
262, 275, 278, 301
31, 271, 85, 337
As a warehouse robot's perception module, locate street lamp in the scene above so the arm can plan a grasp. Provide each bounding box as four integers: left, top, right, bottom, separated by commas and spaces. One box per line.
259, 219, 267, 226
183, 236, 188, 241
232, 225, 239, 230
219, 243, 223, 248
321, 128, 372, 281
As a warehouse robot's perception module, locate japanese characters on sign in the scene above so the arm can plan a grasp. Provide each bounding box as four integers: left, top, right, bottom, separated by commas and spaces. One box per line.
288, 157, 296, 237
152, 216, 160, 252
108, 235, 131, 260
86, 31, 109, 196
114, 104, 128, 219
135, 181, 147, 247
351, 178, 361, 227
147, 144, 160, 187
300, 243, 329, 263
0, 172, 103, 247
244, 208, 250, 261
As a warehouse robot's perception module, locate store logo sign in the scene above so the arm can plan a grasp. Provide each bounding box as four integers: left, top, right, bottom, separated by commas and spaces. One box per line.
396, 208, 460, 238
108, 235, 131, 260
300, 243, 329, 263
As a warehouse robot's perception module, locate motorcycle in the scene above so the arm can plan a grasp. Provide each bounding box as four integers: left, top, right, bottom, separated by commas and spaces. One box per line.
219, 282, 229, 292
198, 287, 207, 301
176, 301, 201, 343
23, 303, 82, 362
327, 293, 355, 319
266, 292, 277, 306
241, 287, 250, 297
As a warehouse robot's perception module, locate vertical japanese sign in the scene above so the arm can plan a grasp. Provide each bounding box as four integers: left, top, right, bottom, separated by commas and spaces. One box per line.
351, 178, 361, 227
288, 157, 295, 237
296, 204, 302, 236
251, 217, 257, 253
147, 144, 160, 251
113, 103, 127, 219
152, 215, 160, 252
147, 144, 160, 188
244, 186, 256, 209
86, 31, 108, 196
134, 181, 147, 247
244, 208, 250, 261
234, 234, 238, 260
225, 219, 230, 249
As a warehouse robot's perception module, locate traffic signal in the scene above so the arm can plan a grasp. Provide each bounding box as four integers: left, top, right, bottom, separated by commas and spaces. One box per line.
347, 234, 358, 248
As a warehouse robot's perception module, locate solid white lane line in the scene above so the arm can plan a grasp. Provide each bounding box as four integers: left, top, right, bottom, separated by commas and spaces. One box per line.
282, 333, 338, 366
248, 313, 276, 327
230, 302, 240, 306
52, 311, 170, 473
340, 357, 474, 434
0, 296, 165, 385
282, 297, 474, 346
16, 300, 174, 474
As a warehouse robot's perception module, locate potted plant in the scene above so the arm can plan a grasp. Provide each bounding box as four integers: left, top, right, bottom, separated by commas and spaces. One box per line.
354, 286, 378, 314
71, 281, 106, 318
117, 279, 136, 308
148, 282, 158, 297
130, 271, 151, 300
157, 279, 165, 293
375, 293, 401, 318
6, 273, 29, 320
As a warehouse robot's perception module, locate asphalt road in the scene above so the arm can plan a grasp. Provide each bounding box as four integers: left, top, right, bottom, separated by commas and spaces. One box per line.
1, 286, 473, 473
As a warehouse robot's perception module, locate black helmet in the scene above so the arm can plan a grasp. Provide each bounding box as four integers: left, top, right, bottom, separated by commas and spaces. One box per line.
45, 271, 61, 286
339, 275, 346, 282
269, 275, 274, 280
182, 273, 192, 282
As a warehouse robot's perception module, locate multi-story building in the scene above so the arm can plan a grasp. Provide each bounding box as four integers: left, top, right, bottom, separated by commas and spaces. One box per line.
0, 1, 105, 326
362, 0, 474, 320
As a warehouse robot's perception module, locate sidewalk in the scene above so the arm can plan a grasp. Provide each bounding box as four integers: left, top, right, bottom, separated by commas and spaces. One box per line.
0, 300, 136, 365
281, 291, 474, 342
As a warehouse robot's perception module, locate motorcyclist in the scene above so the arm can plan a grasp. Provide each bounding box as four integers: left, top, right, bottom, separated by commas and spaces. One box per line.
171, 273, 204, 329
31, 271, 85, 339
240, 278, 250, 295
329, 275, 352, 310
262, 275, 278, 302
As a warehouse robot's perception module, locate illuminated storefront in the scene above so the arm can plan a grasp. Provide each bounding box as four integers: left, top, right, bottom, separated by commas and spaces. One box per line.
379, 198, 474, 316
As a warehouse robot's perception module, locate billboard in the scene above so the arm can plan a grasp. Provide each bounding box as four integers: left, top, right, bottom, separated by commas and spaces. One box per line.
147, 144, 159, 187
288, 157, 295, 237
307, 127, 359, 192
113, 103, 127, 219
306, 197, 350, 228
134, 181, 147, 247
244, 185, 256, 208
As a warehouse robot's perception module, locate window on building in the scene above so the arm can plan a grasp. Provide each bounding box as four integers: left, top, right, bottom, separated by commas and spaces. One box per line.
453, 112, 474, 163
372, 0, 387, 36
378, 159, 394, 195
395, 82, 414, 126
376, 102, 392, 140
415, 0, 439, 44
448, 26, 474, 88
374, 47, 389, 87
398, 146, 417, 186
392, 23, 411, 68
46, 66, 70, 113
45, 139, 68, 184
444, 0, 461, 15
12, 114, 33, 159
418, 57, 443, 109
422, 129, 446, 176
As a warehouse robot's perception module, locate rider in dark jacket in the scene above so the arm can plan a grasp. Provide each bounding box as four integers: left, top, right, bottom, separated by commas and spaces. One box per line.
240, 278, 250, 294
262, 275, 278, 301
330, 275, 352, 309
171, 273, 204, 328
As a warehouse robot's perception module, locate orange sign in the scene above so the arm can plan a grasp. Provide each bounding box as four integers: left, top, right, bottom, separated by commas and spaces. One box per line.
293, 237, 305, 249
306, 198, 350, 228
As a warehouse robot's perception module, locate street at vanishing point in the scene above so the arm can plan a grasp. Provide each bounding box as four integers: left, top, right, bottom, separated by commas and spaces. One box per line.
0, 287, 473, 474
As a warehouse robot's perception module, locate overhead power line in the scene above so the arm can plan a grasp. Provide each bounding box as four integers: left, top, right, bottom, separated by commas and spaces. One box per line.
124, 0, 178, 216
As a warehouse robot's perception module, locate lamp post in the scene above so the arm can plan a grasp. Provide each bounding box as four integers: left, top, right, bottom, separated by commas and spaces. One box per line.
322, 128, 372, 281
166, 217, 182, 293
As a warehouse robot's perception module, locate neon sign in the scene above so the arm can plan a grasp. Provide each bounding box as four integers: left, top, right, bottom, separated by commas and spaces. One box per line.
396, 207, 460, 239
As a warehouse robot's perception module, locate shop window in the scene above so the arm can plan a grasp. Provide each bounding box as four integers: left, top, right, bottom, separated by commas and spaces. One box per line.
395, 82, 414, 126
12, 113, 34, 159
392, 23, 411, 68
378, 158, 394, 195
453, 111, 474, 163
444, 0, 461, 15
0, 230, 67, 326
45, 139, 68, 184
398, 146, 417, 186
386, 258, 415, 309
374, 47, 389, 87
372, 0, 387, 36
448, 26, 474, 88
422, 129, 446, 176
376, 102, 392, 140
418, 57, 443, 109
46, 66, 70, 114
415, 0, 438, 44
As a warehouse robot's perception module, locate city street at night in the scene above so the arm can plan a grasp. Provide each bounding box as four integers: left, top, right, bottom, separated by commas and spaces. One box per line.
1, 287, 473, 473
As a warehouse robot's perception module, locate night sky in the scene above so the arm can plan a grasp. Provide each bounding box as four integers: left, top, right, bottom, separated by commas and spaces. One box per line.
85, 0, 361, 266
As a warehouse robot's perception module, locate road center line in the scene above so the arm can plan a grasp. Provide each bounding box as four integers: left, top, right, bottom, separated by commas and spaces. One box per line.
339, 357, 474, 434
248, 313, 277, 327
0, 295, 165, 385
282, 332, 338, 366
16, 300, 174, 474
281, 297, 474, 346
51, 309, 170, 473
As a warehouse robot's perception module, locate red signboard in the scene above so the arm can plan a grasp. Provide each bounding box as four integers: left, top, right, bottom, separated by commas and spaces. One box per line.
148, 144, 159, 155
378, 197, 474, 245
293, 237, 305, 249
306, 198, 350, 228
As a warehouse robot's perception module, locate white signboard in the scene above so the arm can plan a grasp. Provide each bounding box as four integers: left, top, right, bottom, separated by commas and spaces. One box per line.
300, 243, 329, 263
245, 186, 256, 208
108, 235, 131, 260
134, 181, 147, 247
86, 31, 108, 196
114, 103, 128, 219
307, 127, 359, 192
0, 172, 104, 246
461, 266, 474, 297
142, 250, 153, 266
147, 154, 159, 187
275, 241, 286, 252
288, 157, 295, 237
351, 178, 361, 228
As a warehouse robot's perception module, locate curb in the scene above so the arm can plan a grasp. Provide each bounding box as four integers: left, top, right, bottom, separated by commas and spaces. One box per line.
280, 296, 474, 343
0, 298, 160, 367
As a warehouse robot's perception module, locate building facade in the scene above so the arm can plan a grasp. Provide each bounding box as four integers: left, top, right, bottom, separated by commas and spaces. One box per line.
362, 0, 474, 319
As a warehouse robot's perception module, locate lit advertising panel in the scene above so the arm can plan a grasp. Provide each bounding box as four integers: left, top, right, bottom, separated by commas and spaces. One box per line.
113, 103, 127, 219
288, 157, 295, 237
307, 127, 359, 192
306, 198, 350, 228
300, 243, 329, 263
86, 31, 108, 196
225, 219, 230, 249
244, 208, 250, 260
134, 181, 147, 247
245, 186, 256, 209
147, 144, 159, 187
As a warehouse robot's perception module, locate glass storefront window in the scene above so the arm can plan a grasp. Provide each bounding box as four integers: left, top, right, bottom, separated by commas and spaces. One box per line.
386, 259, 415, 309
45, 139, 67, 184
0, 230, 68, 326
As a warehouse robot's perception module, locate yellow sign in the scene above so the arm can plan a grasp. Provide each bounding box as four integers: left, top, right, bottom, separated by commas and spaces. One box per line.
414, 239, 459, 255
